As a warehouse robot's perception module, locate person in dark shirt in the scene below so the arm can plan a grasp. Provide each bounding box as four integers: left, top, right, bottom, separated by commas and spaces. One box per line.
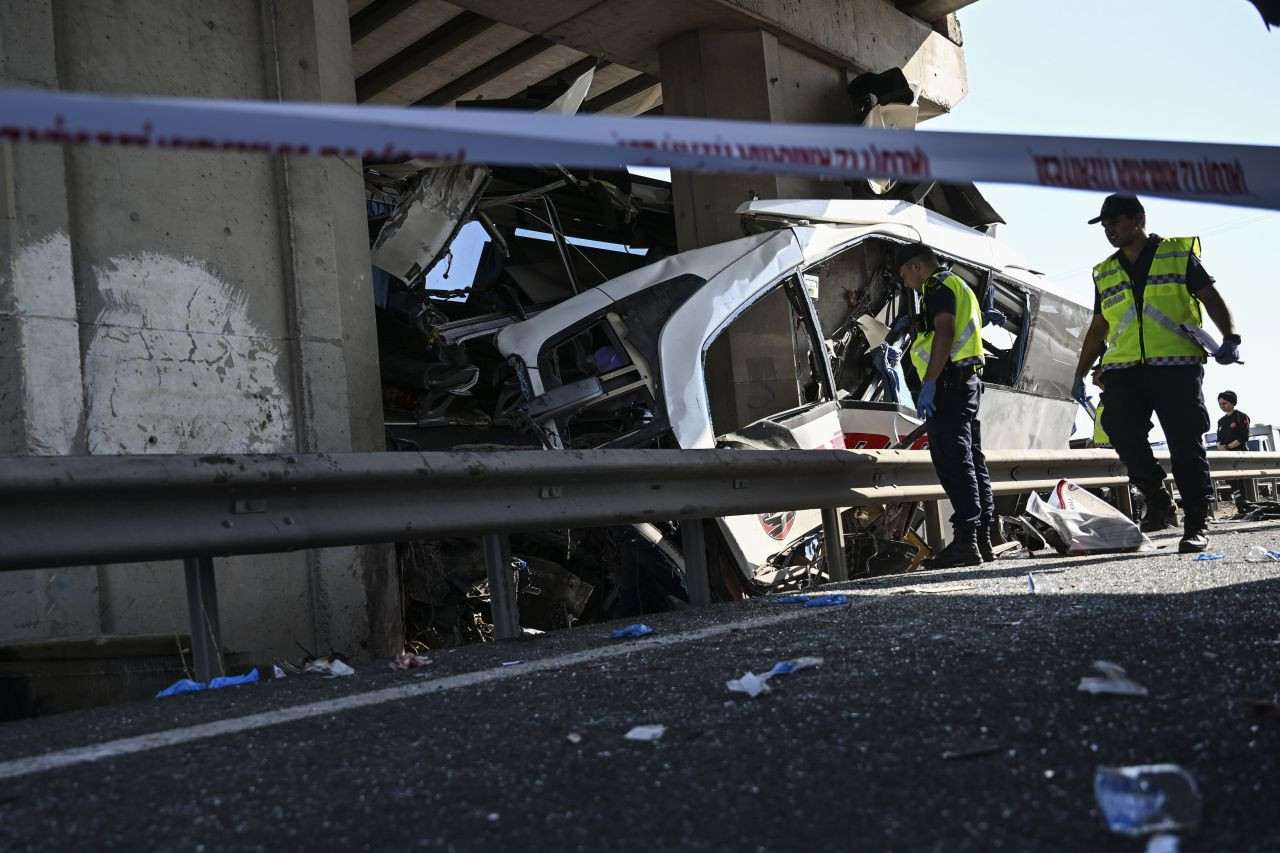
1216, 390, 1251, 450
1217, 390, 1252, 511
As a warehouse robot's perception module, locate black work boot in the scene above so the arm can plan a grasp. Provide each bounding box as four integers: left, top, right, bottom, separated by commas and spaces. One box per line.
1137, 482, 1178, 533
923, 528, 983, 569
977, 524, 996, 563
1179, 503, 1210, 554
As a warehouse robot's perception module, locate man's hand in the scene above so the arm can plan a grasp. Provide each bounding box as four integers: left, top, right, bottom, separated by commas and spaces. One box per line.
1215, 334, 1242, 365
916, 380, 937, 420
888, 314, 912, 341
1071, 376, 1089, 406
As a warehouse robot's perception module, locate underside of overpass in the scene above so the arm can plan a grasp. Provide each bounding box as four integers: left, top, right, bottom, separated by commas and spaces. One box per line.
347, 0, 976, 117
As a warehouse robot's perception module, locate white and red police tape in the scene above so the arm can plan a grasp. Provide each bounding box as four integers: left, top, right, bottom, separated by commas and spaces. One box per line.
1, 88, 1277, 210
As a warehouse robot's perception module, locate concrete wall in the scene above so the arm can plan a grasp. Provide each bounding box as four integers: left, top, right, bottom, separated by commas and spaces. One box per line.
0, 0, 400, 662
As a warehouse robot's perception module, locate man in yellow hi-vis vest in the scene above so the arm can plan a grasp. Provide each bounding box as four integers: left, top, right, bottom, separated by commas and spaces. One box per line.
897, 242, 994, 569
1072, 194, 1241, 553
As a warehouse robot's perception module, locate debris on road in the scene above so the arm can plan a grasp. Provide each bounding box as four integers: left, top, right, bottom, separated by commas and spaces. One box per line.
1245, 545, 1280, 562
155, 668, 260, 698
272, 665, 286, 679
769, 594, 849, 607
1192, 553, 1226, 561
624, 724, 666, 742
940, 743, 1000, 760
1078, 660, 1149, 697
727, 656, 824, 698
1094, 764, 1201, 836
1144, 834, 1181, 853
1027, 572, 1058, 594
611, 623, 655, 639
303, 658, 355, 678
500, 660, 525, 667
567, 733, 583, 744
1025, 482, 1152, 555
893, 583, 976, 595
390, 652, 432, 671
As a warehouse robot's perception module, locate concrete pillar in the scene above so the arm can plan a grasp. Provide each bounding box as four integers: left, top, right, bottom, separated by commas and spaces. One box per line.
0, 0, 400, 662
659, 28, 852, 430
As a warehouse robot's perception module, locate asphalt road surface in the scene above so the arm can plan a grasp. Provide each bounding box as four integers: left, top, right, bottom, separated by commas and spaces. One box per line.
2, 518, 1279, 851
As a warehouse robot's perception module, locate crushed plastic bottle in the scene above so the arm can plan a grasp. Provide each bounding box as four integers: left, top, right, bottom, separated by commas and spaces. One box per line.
1094, 764, 1201, 836
1245, 545, 1280, 562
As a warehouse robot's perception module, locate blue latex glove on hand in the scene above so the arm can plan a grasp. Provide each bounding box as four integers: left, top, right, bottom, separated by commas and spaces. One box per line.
1215, 335, 1241, 365
982, 307, 1006, 328
1071, 376, 1088, 406
916, 380, 937, 420
888, 314, 912, 340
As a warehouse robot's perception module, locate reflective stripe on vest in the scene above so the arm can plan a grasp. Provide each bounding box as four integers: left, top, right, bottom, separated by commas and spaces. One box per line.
908, 270, 985, 378
1092, 403, 1110, 447
1093, 236, 1205, 368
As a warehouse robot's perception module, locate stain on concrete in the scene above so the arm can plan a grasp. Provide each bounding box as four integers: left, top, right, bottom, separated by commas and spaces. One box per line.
83, 252, 293, 454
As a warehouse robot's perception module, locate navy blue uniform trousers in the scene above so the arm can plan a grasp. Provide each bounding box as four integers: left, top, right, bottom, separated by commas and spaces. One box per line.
926, 374, 995, 528
1098, 364, 1213, 507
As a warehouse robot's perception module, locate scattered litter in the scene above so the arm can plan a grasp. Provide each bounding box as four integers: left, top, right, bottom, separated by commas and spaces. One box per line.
1249, 699, 1280, 720
567, 733, 583, 744
727, 672, 772, 698
986, 620, 1023, 627
390, 652, 431, 671
155, 678, 205, 698
1026, 482, 1153, 555
1027, 573, 1058, 594
727, 656, 824, 698
1094, 764, 1201, 836
1245, 545, 1280, 562
1192, 553, 1225, 561
611, 623, 655, 639
521, 628, 544, 636
303, 657, 354, 678
894, 582, 976, 595
624, 724, 666, 742
208, 669, 260, 689
500, 660, 525, 667
155, 668, 260, 698
1145, 834, 1181, 853
272, 664, 286, 679
1078, 660, 1149, 697
941, 743, 1000, 760
769, 594, 848, 607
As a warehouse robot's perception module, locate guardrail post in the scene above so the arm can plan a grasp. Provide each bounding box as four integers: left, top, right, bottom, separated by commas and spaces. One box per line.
482, 533, 520, 640
681, 519, 711, 607
1244, 476, 1261, 503
183, 556, 223, 682
1116, 483, 1134, 519
821, 507, 848, 583
924, 501, 945, 551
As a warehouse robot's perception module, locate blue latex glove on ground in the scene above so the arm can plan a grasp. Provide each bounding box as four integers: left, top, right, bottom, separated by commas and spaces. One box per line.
982, 307, 1006, 327
916, 380, 937, 420
1215, 335, 1241, 365
1071, 376, 1088, 406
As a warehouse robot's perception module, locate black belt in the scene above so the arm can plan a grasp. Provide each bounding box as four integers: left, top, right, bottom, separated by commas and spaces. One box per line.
940, 363, 982, 386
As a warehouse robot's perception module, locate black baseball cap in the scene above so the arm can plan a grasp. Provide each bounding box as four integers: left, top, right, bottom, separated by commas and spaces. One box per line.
893, 242, 934, 269
1087, 193, 1144, 224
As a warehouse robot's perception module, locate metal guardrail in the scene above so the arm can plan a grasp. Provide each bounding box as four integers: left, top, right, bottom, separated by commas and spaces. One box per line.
4, 448, 1277, 679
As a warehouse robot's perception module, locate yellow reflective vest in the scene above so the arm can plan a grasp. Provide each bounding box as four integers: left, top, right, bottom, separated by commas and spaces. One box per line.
1092, 403, 1111, 447
1094, 237, 1205, 368
909, 269, 984, 379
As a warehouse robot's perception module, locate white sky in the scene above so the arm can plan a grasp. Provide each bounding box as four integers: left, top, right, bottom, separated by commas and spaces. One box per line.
925, 0, 1280, 435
